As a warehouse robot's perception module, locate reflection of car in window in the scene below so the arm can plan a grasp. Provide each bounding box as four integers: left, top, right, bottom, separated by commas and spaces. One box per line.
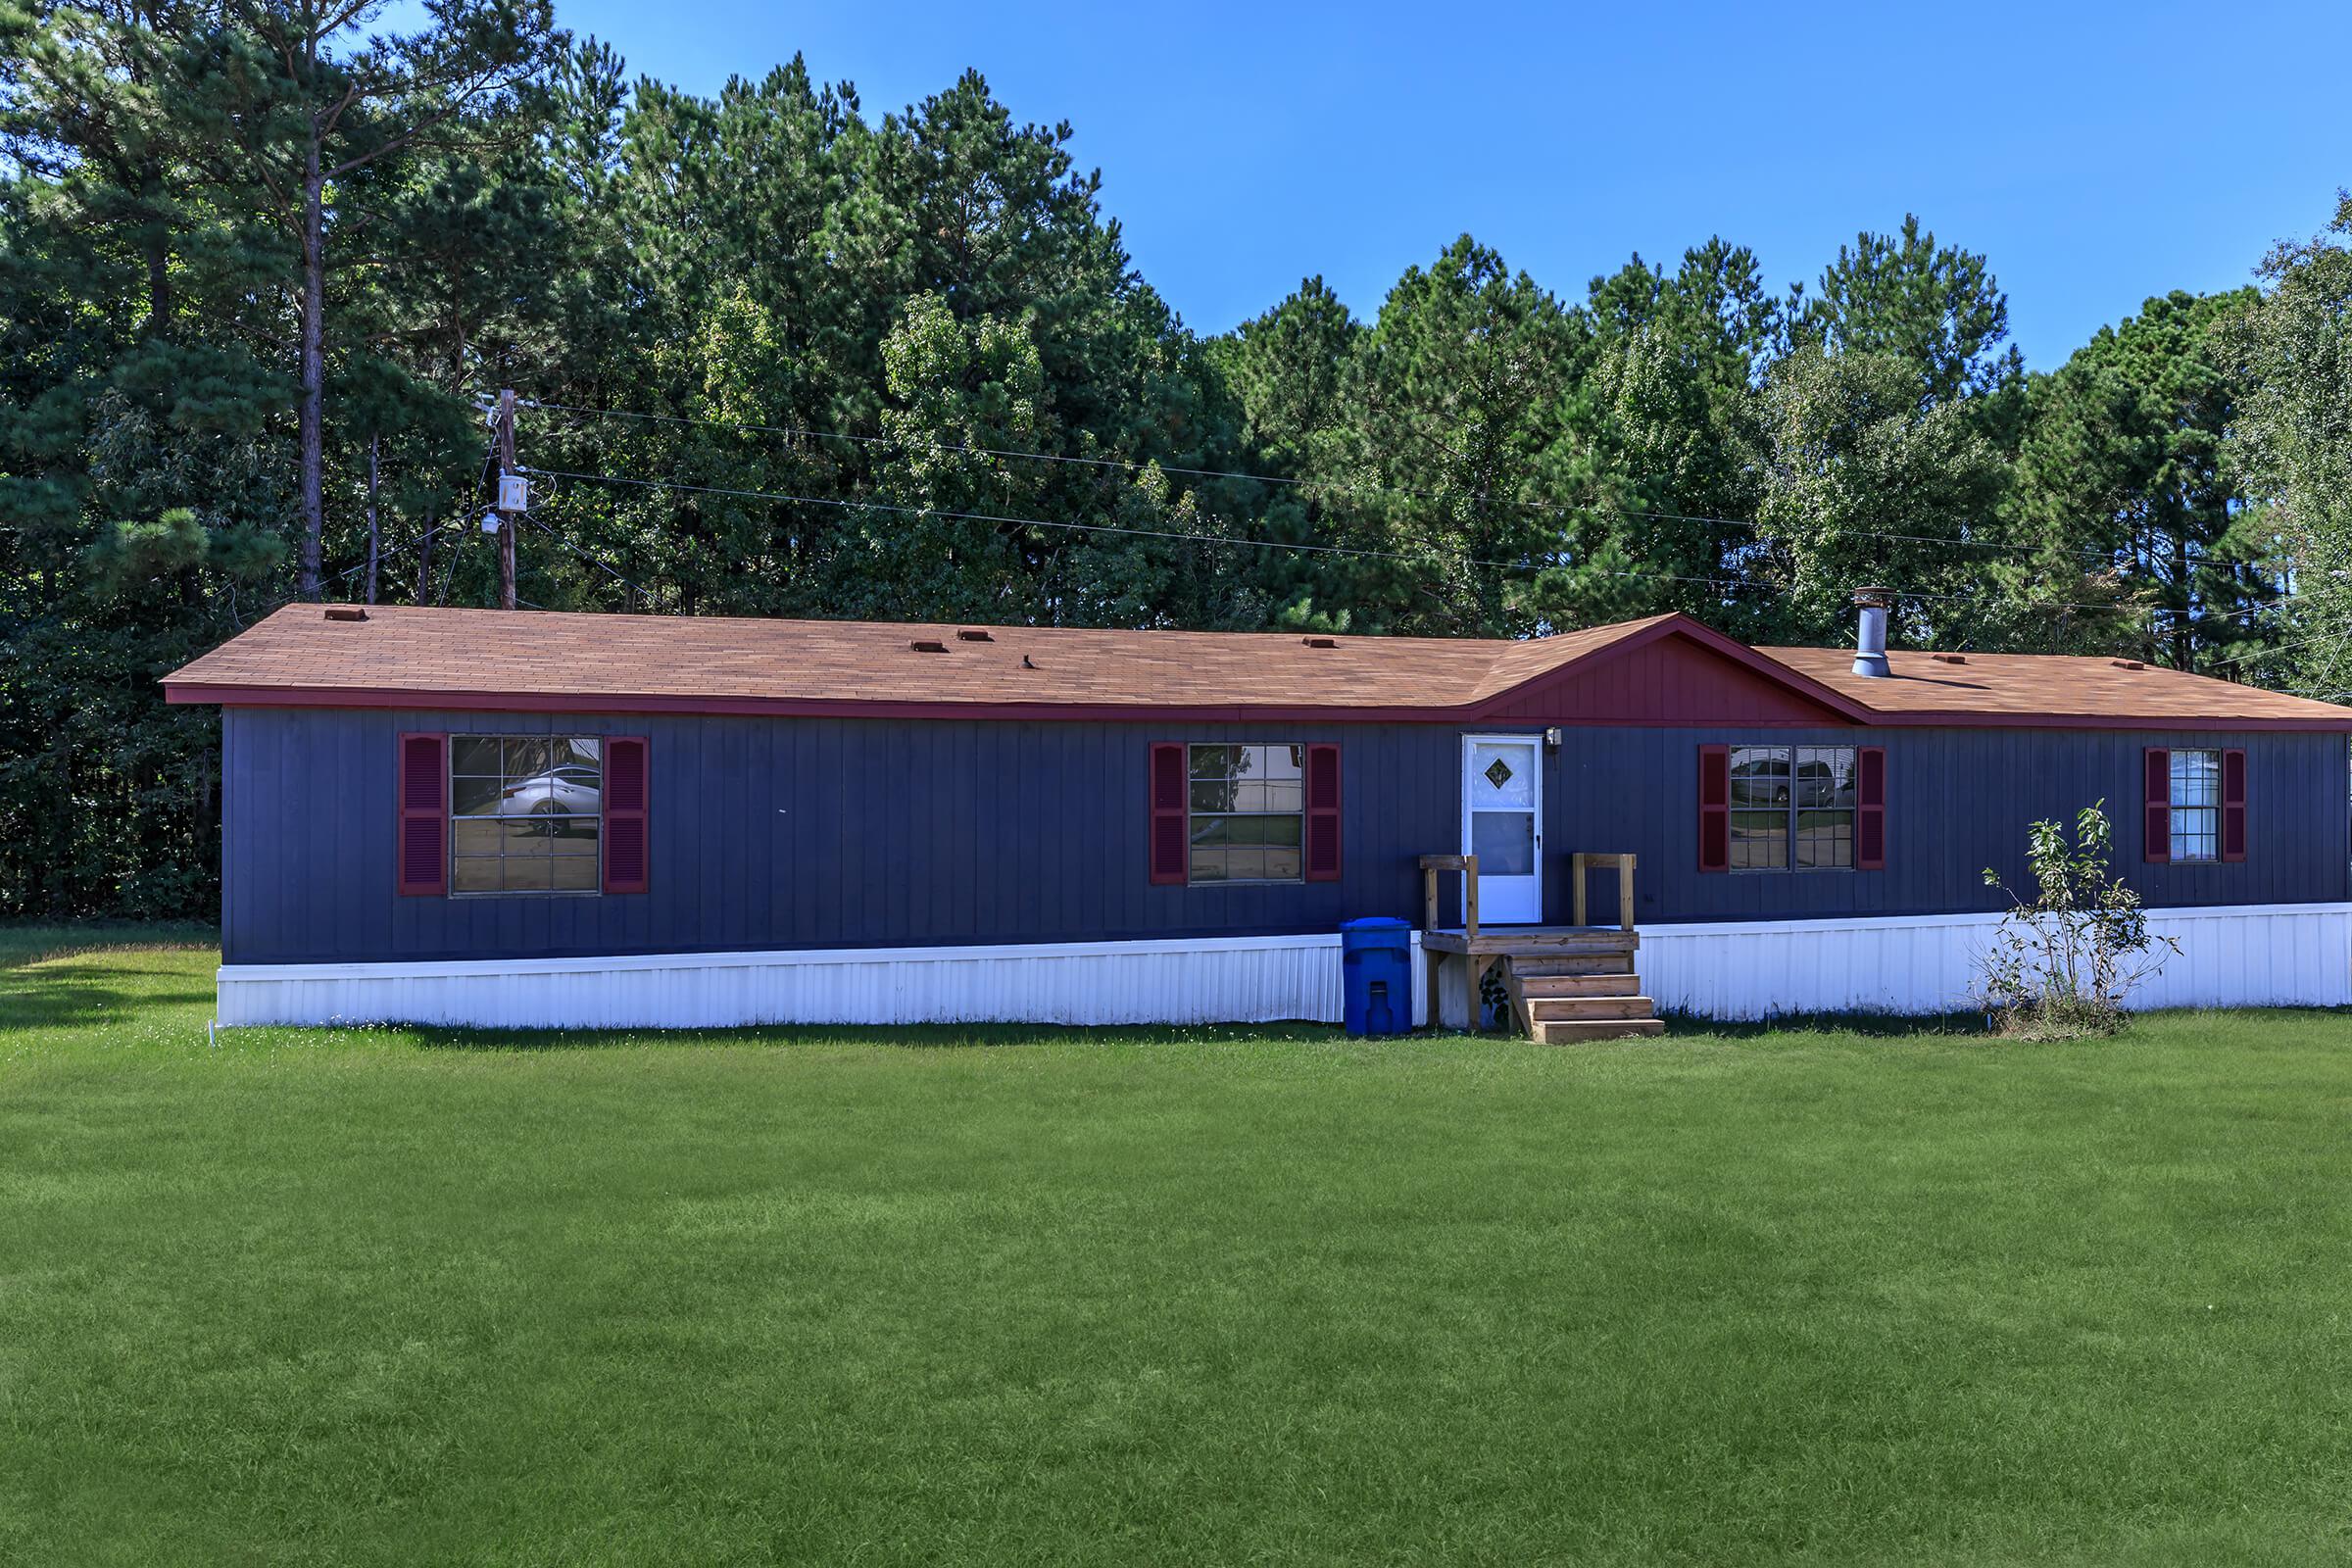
503, 765, 601, 828
1730, 758, 1789, 805
1792, 759, 1840, 799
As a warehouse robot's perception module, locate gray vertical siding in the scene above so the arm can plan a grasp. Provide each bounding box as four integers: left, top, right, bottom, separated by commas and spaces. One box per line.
220, 708, 2350, 964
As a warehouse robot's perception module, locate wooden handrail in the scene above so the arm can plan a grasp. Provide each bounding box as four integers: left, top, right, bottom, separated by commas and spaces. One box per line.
1419, 853, 1480, 940
1571, 852, 1637, 931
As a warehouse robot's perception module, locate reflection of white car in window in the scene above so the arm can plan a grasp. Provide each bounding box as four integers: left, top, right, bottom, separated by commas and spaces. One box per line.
502, 765, 601, 825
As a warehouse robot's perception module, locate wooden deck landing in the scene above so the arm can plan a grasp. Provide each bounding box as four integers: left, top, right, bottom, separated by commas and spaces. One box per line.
1422, 926, 1641, 957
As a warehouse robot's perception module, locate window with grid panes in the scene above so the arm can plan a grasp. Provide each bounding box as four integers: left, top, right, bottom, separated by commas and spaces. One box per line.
1727, 745, 1857, 870
1187, 744, 1305, 883
449, 736, 604, 894
2169, 749, 2221, 862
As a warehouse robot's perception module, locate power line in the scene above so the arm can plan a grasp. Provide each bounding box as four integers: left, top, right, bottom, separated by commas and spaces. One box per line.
519, 511, 652, 606
523, 396, 1325, 490
331, 433, 502, 592
524, 395, 2189, 567
514, 395, 1923, 548
2210, 627, 2350, 667
335, 512, 471, 587
522, 463, 1765, 592
520, 462, 2295, 623
2290, 614, 2352, 702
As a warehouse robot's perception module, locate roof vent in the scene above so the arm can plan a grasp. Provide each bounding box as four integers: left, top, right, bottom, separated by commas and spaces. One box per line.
1302, 636, 1340, 649
1931, 652, 1966, 664
956, 628, 993, 642
323, 606, 368, 622
1851, 587, 1895, 678
909, 639, 948, 654
2111, 658, 2144, 671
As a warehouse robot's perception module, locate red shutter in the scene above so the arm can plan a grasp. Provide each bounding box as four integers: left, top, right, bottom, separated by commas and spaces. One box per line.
603, 735, 650, 894
1149, 743, 1188, 885
1697, 744, 1730, 872
396, 731, 447, 896
1856, 746, 1886, 870
2143, 747, 2171, 863
2222, 748, 2247, 862
1304, 743, 1342, 882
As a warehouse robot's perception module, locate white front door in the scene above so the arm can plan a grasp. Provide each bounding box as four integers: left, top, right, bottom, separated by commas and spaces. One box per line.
1462, 735, 1543, 925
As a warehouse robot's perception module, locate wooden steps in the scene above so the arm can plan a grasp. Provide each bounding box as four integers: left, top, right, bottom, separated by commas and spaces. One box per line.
1520, 982, 1664, 1041
1516, 967, 1640, 993
1419, 855, 1662, 1043
1528, 995, 1654, 1021
1446, 928, 1664, 1045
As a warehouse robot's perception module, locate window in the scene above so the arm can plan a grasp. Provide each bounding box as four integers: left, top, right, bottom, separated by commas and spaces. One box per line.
2170, 748, 2221, 862
1187, 744, 1304, 883
449, 736, 604, 894
1727, 745, 1856, 871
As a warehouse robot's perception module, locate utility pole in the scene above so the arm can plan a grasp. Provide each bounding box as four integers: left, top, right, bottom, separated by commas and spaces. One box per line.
495, 388, 519, 612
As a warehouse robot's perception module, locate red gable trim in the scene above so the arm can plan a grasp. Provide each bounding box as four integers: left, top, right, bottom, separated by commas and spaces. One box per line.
1482, 621, 1861, 726
1571, 614, 1878, 723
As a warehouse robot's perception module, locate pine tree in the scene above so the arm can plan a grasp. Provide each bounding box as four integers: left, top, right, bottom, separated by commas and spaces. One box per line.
1551, 239, 1781, 631
1331, 236, 1583, 636
2014, 289, 2274, 670
0, 0, 291, 916
2228, 193, 2352, 698
1797, 214, 2024, 412
183, 0, 564, 598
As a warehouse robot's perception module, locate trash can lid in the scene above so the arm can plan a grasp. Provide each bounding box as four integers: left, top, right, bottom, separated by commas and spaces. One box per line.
1339, 916, 1412, 931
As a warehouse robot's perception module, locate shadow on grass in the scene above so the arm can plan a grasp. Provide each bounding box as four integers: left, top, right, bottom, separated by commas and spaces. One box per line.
0, 961, 215, 1034
253, 1006, 2007, 1054
1660, 1007, 1990, 1040
387, 1018, 1364, 1053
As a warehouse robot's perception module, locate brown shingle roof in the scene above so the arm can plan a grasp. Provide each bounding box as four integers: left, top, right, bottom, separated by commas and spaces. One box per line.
162, 604, 2352, 729
163, 604, 1682, 714
1760, 647, 2352, 728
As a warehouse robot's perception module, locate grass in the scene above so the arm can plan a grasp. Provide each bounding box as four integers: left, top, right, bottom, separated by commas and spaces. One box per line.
6, 933, 2352, 1565
0, 919, 215, 969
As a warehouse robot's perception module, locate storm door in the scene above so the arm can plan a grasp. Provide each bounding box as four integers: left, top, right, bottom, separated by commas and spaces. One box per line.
1460, 735, 1543, 924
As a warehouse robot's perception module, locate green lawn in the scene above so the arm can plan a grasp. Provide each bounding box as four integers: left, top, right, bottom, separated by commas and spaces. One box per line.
6, 934, 2352, 1565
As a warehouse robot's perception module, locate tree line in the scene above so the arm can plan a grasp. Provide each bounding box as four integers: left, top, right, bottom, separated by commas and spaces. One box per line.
3, 1, 2349, 919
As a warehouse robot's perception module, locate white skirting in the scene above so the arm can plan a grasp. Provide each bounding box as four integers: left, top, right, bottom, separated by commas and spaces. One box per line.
1636, 903, 2352, 1021
216, 905, 2348, 1031
217, 932, 1429, 1031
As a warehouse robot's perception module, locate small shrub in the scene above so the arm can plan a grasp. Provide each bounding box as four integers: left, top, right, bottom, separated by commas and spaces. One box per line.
1976, 802, 2180, 1039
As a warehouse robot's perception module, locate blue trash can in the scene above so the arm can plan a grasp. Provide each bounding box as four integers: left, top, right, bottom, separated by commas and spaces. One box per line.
1340, 916, 1413, 1036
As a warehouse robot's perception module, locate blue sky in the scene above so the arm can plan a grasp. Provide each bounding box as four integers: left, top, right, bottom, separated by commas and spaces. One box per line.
535, 0, 2349, 368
